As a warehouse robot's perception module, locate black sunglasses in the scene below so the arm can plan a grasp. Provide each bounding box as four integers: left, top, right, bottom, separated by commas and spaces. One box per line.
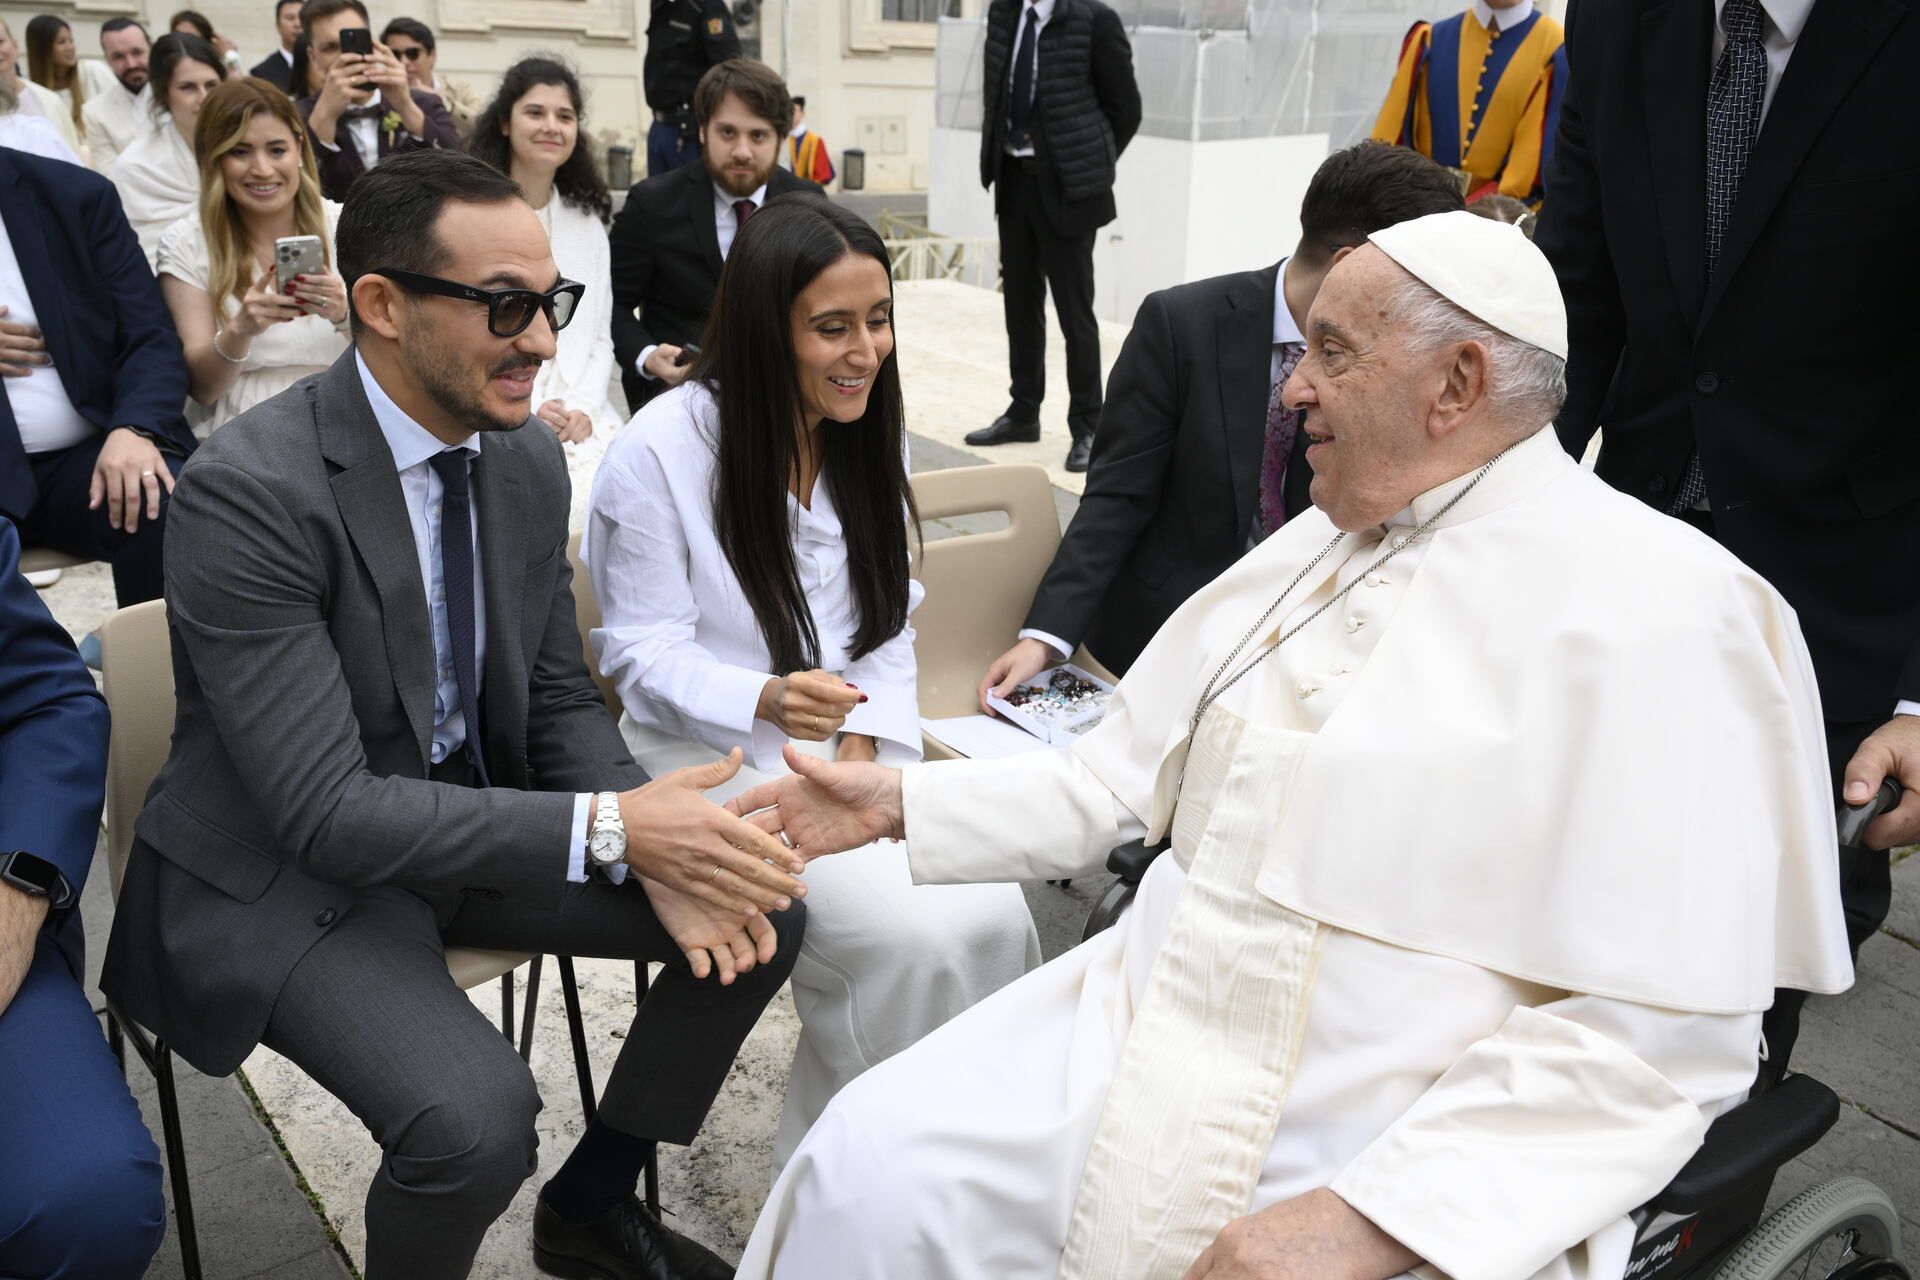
372, 268, 584, 337
393, 45, 427, 60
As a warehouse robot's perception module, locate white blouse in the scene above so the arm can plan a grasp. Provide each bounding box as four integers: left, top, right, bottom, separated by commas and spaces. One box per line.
585, 381, 925, 772
529, 195, 622, 529
157, 201, 349, 438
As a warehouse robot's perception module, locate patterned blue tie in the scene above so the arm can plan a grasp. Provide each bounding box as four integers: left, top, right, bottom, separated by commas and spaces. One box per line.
430, 449, 488, 785
1673, 0, 1769, 514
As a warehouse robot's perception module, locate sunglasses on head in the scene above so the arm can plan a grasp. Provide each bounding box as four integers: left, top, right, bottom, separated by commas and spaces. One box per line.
372, 269, 584, 337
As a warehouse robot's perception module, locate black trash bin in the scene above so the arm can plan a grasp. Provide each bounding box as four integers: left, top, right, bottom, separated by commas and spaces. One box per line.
842, 147, 865, 191
607, 145, 633, 191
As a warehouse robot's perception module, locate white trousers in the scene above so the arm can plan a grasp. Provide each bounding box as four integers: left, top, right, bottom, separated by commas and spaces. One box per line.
619, 718, 1042, 1169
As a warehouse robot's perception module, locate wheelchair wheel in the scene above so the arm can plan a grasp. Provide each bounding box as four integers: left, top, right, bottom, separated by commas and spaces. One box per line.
1711, 1177, 1906, 1280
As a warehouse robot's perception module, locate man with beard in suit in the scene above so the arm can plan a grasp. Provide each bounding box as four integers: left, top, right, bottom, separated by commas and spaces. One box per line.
609, 58, 819, 414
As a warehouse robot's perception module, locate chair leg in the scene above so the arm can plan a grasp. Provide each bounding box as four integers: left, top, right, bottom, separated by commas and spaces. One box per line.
107, 1008, 126, 1075
499, 966, 516, 1044
632, 961, 659, 1216
152, 1038, 204, 1280
557, 957, 597, 1122
518, 954, 545, 1062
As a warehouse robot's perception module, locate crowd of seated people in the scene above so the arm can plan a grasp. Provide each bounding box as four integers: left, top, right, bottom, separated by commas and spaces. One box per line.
1, 9, 1914, 1277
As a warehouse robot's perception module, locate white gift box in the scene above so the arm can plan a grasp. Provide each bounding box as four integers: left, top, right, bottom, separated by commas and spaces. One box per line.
986, 663, 1116, 746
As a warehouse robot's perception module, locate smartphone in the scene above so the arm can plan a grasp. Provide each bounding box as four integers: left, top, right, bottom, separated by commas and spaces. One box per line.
673, 343, 702, 367
338, 27, 372, 56
274, 235, 326, 296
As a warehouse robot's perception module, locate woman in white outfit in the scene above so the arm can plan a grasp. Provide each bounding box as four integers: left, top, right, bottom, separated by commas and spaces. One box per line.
469, 57, 621, 527
0, 19, 79, 156
158, 78, 348, 437
110, 34, 226, 268
586, 194, 1040, 1170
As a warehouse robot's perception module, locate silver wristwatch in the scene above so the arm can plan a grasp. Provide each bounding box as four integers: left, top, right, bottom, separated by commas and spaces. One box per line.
587, 792, 627, 868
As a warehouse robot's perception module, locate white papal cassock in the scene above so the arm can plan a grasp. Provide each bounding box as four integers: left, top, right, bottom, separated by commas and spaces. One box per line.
736, 424, 1854, 1280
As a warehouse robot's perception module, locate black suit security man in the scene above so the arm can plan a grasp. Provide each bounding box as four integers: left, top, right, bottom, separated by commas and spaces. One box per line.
967, 0, 1141, 472
1536, 0, 1920, 962
645, 0, 741, 175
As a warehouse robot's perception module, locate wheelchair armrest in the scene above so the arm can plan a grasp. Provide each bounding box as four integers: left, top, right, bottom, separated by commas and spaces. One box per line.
1650, 1074, 1839, 1216
1105, 838, 1164, 883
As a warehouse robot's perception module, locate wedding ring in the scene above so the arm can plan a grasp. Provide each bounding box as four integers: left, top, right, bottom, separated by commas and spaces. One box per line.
710, 864, 722, 881
140, 469, 156, 478
780, 831, 794, 849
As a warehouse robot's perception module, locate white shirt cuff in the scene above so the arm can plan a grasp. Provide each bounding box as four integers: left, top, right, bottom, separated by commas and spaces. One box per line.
1017, 628, 1073, 663
566, 792, 592, 882
315, 137, 341, 152
637, 344, 660, 380
1895, 701, 1920, 719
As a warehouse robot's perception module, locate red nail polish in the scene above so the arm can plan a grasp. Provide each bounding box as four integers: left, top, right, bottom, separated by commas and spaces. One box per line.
858, 695, 869, 703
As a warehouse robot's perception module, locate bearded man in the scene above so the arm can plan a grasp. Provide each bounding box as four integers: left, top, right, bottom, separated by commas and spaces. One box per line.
727, 211, 1853, 1280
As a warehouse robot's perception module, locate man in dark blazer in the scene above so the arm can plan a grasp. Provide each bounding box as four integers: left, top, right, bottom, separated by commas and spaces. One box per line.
611, 58, 818, 413
967, 0, 1141, 471
247, 0, 303, 92
1536, 0, 1920, 959
102, 153, 803, 1280
0, 146, 193, 609
0, 519, 168, 1279
295, 0, 460, 202
981, 142, 1463, 696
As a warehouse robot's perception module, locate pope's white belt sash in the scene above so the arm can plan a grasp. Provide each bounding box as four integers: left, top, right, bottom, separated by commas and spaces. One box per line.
1059, 705, 1324, 1279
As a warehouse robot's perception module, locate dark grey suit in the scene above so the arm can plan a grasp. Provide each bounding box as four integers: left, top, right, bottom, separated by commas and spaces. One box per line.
101, 354, 800, 1276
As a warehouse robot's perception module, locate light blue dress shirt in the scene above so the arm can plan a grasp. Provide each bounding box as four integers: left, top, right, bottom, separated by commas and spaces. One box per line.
355, 354, 596, 881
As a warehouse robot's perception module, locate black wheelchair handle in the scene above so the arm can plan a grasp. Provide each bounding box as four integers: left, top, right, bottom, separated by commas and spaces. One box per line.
1837, 778, 1902, 849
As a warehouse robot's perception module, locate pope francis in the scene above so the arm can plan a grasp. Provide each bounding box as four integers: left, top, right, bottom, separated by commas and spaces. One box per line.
725, 211, 1855, 1280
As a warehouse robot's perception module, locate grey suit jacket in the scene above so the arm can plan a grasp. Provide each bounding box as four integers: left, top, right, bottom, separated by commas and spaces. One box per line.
101, 352, 646, 1076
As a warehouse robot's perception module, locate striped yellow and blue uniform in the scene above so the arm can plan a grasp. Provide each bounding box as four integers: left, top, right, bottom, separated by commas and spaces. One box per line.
1371, 7, 1567, 206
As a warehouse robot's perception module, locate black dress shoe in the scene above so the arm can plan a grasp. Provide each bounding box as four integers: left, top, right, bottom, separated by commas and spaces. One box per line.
1065, 433, 1094, 472
533, 1195, 734, 1280
965, 414, 1041, 446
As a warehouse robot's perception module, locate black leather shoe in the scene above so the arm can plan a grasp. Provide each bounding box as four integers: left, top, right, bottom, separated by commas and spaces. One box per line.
1065, 433, 1094, 472
533, 1195, 734, 1280
965, 414, 1041, 446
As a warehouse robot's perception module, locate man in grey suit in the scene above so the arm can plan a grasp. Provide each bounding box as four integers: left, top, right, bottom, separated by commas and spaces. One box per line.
102, 152, 802, 1280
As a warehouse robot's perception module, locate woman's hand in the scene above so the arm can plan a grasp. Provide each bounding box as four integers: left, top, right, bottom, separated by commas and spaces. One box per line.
536, 399, 594, 444
229, 266, 306, 341
757, 670, 865, 741
836, 732, 878, 763
286, 269, 349, 326
639, 875, 780, 984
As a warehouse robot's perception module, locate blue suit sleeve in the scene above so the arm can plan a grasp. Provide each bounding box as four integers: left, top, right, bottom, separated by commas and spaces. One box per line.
87, 179, 193, 456
0, 522, 110, 913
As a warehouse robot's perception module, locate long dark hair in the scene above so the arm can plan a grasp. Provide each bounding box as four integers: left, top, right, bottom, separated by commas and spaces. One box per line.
468, 57, 611, 225
146, 33, 225, 121
698, 193, 917, 676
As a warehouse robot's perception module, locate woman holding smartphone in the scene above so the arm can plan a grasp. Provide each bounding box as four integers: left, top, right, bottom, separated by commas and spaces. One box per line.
110, 34, 226, 266
158, 78, 347, 436
469, 58, 621, 523
587, 194, 1040, 1170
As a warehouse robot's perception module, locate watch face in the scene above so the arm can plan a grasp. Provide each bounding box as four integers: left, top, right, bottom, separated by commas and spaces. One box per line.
3, 851, 60, 896
590, 829, 626, 865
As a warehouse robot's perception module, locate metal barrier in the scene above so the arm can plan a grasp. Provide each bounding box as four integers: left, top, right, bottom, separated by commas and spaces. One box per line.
882, 235, 1001, 289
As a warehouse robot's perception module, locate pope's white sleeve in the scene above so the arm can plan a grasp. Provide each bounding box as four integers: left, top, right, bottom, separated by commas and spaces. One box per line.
902, 748, 1148, 885
1330, 997, 1761, 1280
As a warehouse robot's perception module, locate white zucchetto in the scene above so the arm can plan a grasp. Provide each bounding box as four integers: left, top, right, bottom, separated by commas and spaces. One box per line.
1369, 210, 1569, 360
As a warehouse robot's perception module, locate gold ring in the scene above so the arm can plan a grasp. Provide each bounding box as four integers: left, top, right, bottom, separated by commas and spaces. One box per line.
710, 864, 722, 881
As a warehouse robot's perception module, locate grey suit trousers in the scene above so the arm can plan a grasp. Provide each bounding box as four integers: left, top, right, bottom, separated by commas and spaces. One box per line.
259, 875, 802, 1279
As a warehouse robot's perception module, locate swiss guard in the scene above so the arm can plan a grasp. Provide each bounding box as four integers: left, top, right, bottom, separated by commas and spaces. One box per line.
1371, 0, 1566, 207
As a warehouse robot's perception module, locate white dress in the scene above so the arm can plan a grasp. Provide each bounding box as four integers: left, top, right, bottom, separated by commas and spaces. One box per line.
156, 202, 349, 437
740, 427, 1852, 1280
586, 382, 1043, 1170
530, 195, 623, 530
109, 120, 199, 269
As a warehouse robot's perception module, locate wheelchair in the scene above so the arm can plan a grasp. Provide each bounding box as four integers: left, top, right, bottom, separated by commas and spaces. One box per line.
1077, 783, 1912, 1280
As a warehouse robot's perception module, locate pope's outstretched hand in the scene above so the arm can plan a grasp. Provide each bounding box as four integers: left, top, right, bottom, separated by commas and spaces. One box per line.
727, 744, 905, 860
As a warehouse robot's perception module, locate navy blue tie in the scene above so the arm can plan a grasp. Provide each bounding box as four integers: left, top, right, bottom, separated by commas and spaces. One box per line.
1009, 5, 1038, 149
429, 449, 489, 785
